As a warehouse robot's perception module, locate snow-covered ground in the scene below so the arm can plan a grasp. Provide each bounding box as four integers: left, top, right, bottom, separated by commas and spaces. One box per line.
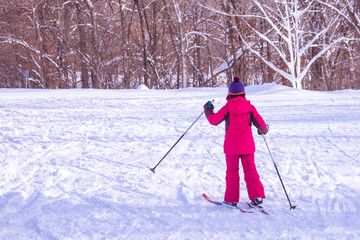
0, 84, 359, 239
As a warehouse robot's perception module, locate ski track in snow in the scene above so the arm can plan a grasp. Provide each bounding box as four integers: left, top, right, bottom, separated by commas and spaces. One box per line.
0, 85, 359, 239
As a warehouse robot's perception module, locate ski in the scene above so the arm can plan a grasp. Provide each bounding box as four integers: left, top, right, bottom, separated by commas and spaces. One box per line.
246, 203, 269, 215
202, 193, 253, 213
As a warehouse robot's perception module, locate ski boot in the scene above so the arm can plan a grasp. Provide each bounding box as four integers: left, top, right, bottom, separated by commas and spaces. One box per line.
250, 198, 263, 207
223, 201, 237, 207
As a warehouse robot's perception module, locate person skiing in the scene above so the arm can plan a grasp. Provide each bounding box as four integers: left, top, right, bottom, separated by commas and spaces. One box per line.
203, 76, 269, 207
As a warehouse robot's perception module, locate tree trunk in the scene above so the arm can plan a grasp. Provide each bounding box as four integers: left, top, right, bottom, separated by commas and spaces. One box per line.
134, 0, 149, 88
31, 0, 49, 88
85, 0, 101, 89
76, 1, 89, 88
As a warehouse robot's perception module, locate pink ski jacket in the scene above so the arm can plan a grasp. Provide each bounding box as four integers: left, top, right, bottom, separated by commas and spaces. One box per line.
205, 97, 267, 155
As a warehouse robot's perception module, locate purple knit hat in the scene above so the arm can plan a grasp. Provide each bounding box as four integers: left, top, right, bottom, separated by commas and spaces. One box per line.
228, 77, 245, 95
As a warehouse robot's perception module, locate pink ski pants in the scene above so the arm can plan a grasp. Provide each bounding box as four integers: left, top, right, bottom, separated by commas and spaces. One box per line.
224, 154, 265, 203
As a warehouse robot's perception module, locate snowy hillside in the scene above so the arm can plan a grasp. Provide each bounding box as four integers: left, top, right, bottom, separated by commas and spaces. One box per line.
0, 84, 359, 239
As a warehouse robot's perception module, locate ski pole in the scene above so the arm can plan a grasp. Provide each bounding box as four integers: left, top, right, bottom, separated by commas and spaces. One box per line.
150, 110, 205, 173
262, 134, 296, 210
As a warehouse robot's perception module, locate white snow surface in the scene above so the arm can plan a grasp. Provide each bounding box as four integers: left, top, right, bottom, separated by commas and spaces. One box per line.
0, 84, 359, 239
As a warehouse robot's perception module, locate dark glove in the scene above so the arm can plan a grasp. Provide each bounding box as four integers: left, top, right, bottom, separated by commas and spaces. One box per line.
203, 101, 214, 109
258, 124, 269, 135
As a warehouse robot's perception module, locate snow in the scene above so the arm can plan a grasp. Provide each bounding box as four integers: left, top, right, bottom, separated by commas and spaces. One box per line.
137, 84, 149, 90
0, 83, 359, 239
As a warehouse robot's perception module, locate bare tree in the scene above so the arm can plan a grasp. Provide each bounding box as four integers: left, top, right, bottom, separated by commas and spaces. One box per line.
169, 0, 188, 88
75, 0, 90, 88
0, 0, 358, 90
319, 0, 360, 90
235, 0, 348, 89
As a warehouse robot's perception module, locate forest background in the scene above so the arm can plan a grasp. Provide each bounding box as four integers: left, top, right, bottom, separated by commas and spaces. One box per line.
0, 0, 359, 90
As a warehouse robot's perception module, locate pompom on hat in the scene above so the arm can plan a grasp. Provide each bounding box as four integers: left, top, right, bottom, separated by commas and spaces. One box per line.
228, 76, 245, 95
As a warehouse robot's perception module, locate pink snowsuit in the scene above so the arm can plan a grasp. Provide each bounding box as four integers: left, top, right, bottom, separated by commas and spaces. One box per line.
204, 96, 267, 203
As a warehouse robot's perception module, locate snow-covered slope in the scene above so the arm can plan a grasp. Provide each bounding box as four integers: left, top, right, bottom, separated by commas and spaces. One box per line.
0, 84, 359, 239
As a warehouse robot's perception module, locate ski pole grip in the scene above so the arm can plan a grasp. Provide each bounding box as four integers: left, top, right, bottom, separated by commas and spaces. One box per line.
206, 99, 214, 105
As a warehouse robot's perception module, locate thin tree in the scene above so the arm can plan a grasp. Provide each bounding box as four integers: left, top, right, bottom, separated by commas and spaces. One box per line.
236, 0, 348, 89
